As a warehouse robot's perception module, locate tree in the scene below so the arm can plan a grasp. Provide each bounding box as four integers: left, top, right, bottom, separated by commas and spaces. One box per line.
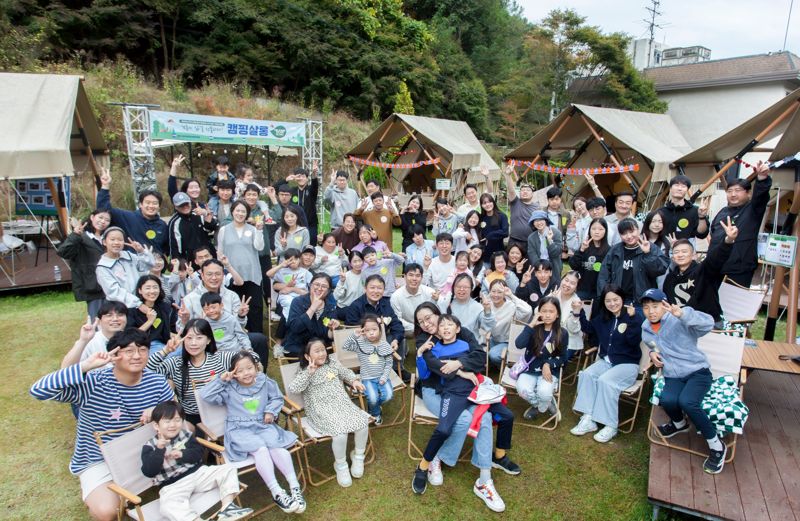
393, 80, 414, 114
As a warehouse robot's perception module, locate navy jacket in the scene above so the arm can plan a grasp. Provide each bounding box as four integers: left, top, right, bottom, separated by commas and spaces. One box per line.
597, 243, 669, 303
662, 239, 732, 322
340, 295, 404, 346
579, 308, 643, 366
514, 325, 571, 375
97, 189, 169, 253
282, 293, 339, 356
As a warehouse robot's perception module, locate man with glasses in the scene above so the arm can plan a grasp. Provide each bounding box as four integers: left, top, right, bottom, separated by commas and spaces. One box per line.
31, 328, 174, 521
503, 164, 541, 250
708, 161, 771, 287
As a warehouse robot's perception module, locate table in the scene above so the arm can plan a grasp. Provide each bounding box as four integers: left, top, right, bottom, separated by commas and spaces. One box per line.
742, 340, 800, 375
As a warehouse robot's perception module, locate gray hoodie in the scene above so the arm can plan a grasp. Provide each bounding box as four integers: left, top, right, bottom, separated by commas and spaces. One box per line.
323, 184, 360, 228
642, 306, 714, 379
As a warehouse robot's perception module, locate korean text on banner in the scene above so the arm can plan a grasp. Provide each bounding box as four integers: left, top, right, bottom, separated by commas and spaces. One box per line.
150, 111, 306, 147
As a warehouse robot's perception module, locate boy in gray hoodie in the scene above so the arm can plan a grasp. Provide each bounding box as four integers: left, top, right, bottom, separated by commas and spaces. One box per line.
323, 170, 359, 229
640, 288, 726, 475
200, 292, 252, 352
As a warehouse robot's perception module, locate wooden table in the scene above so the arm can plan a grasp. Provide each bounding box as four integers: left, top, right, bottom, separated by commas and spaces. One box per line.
741, 340, 800, 374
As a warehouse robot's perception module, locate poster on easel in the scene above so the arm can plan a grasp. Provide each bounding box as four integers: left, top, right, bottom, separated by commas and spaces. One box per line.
14, 178, 71, 217
757, 232, 797, 268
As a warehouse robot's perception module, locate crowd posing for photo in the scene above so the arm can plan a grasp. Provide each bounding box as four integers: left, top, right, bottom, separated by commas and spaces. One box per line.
38, 156, 771, 519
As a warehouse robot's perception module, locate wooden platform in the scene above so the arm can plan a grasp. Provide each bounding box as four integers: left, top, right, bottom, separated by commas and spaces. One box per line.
0, 247, 72, 291
648, 370, 800, 520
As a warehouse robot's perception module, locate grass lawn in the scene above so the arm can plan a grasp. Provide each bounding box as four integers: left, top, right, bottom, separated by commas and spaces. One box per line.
0, 291, 740, 521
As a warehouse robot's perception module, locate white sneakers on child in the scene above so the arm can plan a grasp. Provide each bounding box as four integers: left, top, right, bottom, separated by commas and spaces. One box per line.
473, 479, 506, 512
427, 457, 443, 486
593, 426, 618, 443
334, 460, 352, 487
570, 414, 598, 436
350, 450, 366, 479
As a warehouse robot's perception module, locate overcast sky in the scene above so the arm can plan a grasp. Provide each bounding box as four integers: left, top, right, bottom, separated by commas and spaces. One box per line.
517, 0, 798, 60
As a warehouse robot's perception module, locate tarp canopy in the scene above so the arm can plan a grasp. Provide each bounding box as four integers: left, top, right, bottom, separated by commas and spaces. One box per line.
0, 73, 109, 180
506, 104, 692, 185
346, 113, 500, 184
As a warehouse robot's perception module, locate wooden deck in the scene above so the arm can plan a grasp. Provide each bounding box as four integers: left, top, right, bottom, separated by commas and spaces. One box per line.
648, 370, 800, 520
0, 246, 72, 291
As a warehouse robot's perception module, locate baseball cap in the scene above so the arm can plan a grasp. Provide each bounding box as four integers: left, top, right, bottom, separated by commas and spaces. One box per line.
172, 192, 191, 206
639, 288, 667, 303
302, 245, 316, 255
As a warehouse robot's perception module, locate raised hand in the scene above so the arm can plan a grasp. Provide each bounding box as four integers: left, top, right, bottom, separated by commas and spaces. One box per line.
220, 370, 235, 382
340, 266, 347, 282
164, 335, 183, 354
481, 293, 491, 312
171, 258, 180, 273
624, 303, 636, 317
571, 298, 583, 313
529, 311, 544, 328
279, 232, 288, 248
431, 289, 441, 301
583, 171, 596, 186
80, 347, 119, 373
174, 301, 190, 324
70, 218, 85, 235
100, 167, 112, 189
754, 160, 770, 179
666, 233, 677, 246
330, 167, 337, 184
698, 197, 711, 219
125, 239, 145, 253
580, 237, 591, 252
480, 165, 489, 178
171, 154, 185, 169
79, 316, 98, 343
639, 235, 651, 254
417, 335, 434, 354
238, 296, 251, 317
546, 227, 554, 242
661, 299, 683, 318
312, 159, 319, 173
423, 253, 432, 268
720, 216, 739, 243
521, 265, 534, 286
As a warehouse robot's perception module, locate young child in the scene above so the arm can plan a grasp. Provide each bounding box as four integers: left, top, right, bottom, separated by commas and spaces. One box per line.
312, 233, 344, 285
359, 246, 404, 297
200, 292, 252, 352
235, 164, 267, 199
201, 351, 306, 513
342, 314, 395, 425
412, 314, 514, 512
268, 249, 312, 320
141, 401, 253, 521
95, 226, 155, 308
216, 179, 236, 226
166, 257, 197, 305
433, 198, 461, 235
288, 339, 371, 488
439, 250, 475, 299
207, 155, 233, 214
516, 259, 557, 305
640, 288, 725, 474
513, 296, 570, 420
300, 245, 317, 270
333, 250, 366, 308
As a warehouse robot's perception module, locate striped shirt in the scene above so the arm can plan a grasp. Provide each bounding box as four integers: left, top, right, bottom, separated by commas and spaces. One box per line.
146, 350, 251, 415
341, 333, 393, 382
30, 364, 174, 474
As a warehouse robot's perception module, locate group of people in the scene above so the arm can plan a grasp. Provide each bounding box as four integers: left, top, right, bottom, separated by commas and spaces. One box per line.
37, 154, 773, 518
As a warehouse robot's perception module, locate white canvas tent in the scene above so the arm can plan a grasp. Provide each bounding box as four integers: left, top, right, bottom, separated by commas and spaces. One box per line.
346, 113, 500, 196
505, 104, 692, 207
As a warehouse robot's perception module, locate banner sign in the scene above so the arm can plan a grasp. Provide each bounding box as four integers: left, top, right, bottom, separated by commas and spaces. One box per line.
150, 111, 305, 147
348, 155, 441, 169
757, 232, 797, 268
15, 178, 71, 217
507, 159, 639, 176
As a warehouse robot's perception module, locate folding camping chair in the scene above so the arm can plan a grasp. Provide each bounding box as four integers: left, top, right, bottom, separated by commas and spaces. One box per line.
497, 322, 563, 430
331, 326, 408, 428
562, 299, 593, 385
572, 341, 652, 433
191, 380, 306, 517
94, 422, 247, 521
278, 361, 376, 486
647, 332, 747, 463
718, 276, 767, 334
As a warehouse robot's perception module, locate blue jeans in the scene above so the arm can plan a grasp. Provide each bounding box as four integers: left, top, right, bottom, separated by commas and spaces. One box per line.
488, 340, 506, 367
574, 359, 638, 429
659, 367, 716, 440
421, 387, 492, 469
362, 378, 393, 417
208, 195, 220, 214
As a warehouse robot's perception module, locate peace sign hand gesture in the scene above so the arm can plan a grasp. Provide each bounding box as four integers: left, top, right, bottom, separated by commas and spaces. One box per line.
80, 347, 120, 373
100, 167, 112, 189
661, 299, 683, 318
580, 237, 591, 252
125, 240, 145, 253
171, 154, 185, 170
698, 197, 711, 218
571, 298, 583, 313
417, 335, 435, 355
238, 296, 252, 317
79, 315, 99, 344
520, 265, 534, 286
624, 303, 636, 317
720, 216, 739, 244
639, 235, 651, 254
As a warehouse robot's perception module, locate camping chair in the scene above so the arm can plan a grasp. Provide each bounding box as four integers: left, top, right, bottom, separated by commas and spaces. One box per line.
718, 276, 767, 334
497, 322, 563, 431
278, 361, 376, 486
94, 422, 246, 521
331, 326, 408, 428
406, 373, 474, 462
571, 341, 652, 433
562, 299, 593, 385
647, 332, 746, 463
191, 380, 306, 517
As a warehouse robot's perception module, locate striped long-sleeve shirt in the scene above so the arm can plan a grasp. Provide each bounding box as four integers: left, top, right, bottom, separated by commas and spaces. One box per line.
146, 350, 255, 415
30, 364, 174, 474
341, 333, 394, 382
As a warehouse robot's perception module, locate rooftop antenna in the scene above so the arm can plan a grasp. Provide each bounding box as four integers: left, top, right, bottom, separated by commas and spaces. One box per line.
782, 0, 795, 51
643, 0, 665, 67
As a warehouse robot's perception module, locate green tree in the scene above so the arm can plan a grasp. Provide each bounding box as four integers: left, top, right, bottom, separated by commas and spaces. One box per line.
393, 80, 414, 114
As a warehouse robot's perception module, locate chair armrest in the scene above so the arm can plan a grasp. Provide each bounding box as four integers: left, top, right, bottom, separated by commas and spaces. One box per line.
585, 346, 598, 356
392, 351, 402, 361
283, 395, 302, 413
740, 369, 747, 385
729, 319, 756, 326
195, 422, 218, 441
106, 483, 141, 505
196, 437, 225, 453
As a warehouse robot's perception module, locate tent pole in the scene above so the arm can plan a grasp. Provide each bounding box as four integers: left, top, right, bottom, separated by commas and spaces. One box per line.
515, 107, 577, 183
691, 99, 800, 202
580, 114, 637, 192
398, 121, 448, 179
46, 178, 69, 236
73, 110, 101, 180
351, 117, 396, 196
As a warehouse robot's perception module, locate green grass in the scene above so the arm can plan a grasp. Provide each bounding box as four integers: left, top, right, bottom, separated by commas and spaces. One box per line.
1, 291, 726, 520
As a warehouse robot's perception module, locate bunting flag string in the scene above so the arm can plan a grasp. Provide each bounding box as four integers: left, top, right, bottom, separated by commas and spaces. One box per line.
506, 159, 640, 176
735, 151, 800, 170
386, 149, 417, 156
348, 155, 441, 169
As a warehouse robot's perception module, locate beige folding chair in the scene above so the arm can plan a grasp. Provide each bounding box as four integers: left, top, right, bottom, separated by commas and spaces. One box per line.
94, 422, 246, 521
191, 380, 305, 516
497, 322, 563, 430
278, 361, 375, 486
647, 332, 746, 463
331, 327, 408, 428
718, 277, 767, 333
406, 373, 474, 462
616, 342, 653, 433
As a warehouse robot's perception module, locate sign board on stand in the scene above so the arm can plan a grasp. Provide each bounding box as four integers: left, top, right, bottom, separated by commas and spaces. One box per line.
435, 178, 451, 191
758, 232, 797, 268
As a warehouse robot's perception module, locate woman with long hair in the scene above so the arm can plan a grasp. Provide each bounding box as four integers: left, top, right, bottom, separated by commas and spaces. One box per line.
478, 193, 508, 263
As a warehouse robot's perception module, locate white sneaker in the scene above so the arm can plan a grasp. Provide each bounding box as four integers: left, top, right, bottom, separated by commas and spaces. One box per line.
272, 343, 285, 359
334, 460, 352, 487
473, 479, 506, 512
593, 426, 618, 443
427, 457, 443, 486
570, 415, 598, 436
350, 450, 365, 479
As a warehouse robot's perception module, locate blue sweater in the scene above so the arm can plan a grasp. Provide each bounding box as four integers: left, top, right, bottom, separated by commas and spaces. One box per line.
97, 188, 169, 253
642, 306, 714, 378
579, 308, 644, 366
417, 339, 474, 396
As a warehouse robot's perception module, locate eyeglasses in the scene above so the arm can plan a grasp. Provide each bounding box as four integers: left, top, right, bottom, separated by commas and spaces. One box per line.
418, 314, 437, 325
310, 282, 329, 290
119, 346, 149, 357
